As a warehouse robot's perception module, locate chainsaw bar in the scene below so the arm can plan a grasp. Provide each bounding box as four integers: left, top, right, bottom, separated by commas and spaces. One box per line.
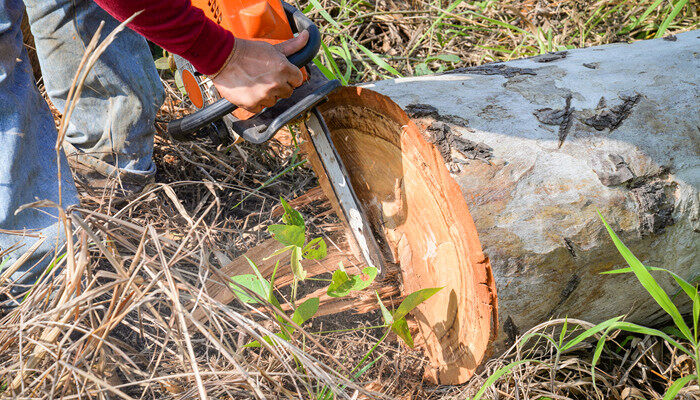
305, 108, 387, 275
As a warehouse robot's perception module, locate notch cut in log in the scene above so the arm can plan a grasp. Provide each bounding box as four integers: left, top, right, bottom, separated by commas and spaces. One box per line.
303, 88, 498, 384
199, 87, 498, 386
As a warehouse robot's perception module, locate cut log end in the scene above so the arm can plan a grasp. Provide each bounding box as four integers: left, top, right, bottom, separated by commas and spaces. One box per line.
305, 87, 498, 384
199, 88, 498, 385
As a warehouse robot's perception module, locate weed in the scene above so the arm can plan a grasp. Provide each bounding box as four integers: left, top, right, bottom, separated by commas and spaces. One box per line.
229, 198, 442, 395
470, 213, 698, 399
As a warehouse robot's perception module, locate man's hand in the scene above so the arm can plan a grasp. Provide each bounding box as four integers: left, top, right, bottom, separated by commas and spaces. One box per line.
210, 30, 309, 113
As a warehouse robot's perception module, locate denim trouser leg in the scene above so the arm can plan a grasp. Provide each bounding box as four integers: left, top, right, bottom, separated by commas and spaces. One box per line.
24, 0, 164, 177
0, 0, 78, 294
1, 0, 164, 294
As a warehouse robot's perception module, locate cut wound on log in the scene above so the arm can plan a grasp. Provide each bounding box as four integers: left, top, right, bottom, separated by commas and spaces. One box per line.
632, 180, 676, 236
447, 64, 537, 78
531, 50, 568, 63
195, 87, 498, 386
581, 93, 641, 131
405, 104, 491, 165
303, 87, 498, 385
534, 93, 573, 147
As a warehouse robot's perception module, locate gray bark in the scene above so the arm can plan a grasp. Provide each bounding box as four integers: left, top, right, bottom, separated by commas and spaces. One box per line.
363, 31, 699, 350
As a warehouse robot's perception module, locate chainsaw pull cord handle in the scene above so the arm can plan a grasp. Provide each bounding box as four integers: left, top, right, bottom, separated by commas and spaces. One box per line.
167, 2, 321, 140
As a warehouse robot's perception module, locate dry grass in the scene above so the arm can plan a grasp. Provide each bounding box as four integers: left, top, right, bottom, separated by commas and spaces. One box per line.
3, 0, 698, 398
305, 0, 698, 82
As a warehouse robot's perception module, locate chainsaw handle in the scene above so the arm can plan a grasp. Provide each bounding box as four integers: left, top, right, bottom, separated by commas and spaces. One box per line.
283, 1, 321, 69
166, 2, 320, 140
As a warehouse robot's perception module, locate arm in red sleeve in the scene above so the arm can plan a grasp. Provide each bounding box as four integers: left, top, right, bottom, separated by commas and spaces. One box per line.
94, 0, 234, 75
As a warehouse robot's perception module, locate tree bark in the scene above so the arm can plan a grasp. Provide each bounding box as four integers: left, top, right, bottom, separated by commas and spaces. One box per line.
362, 31, 699, 353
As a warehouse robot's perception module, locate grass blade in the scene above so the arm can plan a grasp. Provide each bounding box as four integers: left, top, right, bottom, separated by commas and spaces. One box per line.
663, 374, 697, 400
655, 0, 689, 38
560, 316, 622, 352
601, 266, 697, 301
621, 0, 664, 33
599, 212, 693, 341
472, 360, 540, 400
612, 321, 693, 356
354, 42, 402, 77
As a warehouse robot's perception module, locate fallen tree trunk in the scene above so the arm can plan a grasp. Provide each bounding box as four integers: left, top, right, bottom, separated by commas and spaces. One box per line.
201, 31, 699, 385
362, 31, 699, 355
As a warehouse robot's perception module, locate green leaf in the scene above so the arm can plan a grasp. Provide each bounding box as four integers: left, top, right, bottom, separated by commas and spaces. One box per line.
243, 331, 291, 348
601, 266, 697, 301
355, 42, 402, 76
302, 237, 327, 260
268, 224, 305, 247
694, 290, 699, 343
391, 317, 413, 347
313, 58, 338, 81
620, 0, 663, 33
264, 244, 295, 260
320, 41, 347, 85
154, 56, 171, 70
244, 256, 281, 309
290, 245, 306, 281
414, 63, 431, 76
292, 297, 319, 325
339, 38, 354, 83
307, 0, 341, 29
599, 212, 693, 341
327, 269, 352, 297
229, 274, 271, 304
351, 267, 378, 291
612, 321, 693, 356
427, 54, 461, 63
559, 317, 568, 347
560, 316, 622, 352
518, 332, 558, 349
280, 197, 304, 227
591, 325, 616, 385
327, 267, 378, 297
376, 291, 393, 325
663, 374, 697, 400
393, 287, 443, 321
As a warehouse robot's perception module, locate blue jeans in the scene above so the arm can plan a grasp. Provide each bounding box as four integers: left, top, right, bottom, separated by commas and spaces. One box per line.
0, 0, 163, 294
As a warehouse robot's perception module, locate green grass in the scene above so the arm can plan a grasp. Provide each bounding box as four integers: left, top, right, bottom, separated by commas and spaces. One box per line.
470, 214, 699, 399
302, 0, 697, 83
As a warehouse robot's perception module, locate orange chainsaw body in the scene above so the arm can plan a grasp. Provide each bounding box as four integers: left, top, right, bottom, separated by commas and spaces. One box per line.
183, 0, 299, 119
191, 0, 294, 43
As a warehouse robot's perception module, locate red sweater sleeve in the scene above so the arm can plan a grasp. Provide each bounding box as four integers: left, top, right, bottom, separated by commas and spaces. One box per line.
94, 0, 234, 75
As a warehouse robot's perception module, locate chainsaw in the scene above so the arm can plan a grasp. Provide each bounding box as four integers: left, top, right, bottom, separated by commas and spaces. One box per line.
166, 0, 386, 274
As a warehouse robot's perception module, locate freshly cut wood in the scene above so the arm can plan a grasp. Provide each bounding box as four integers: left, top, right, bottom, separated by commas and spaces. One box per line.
360, 31, 699, 355
304, 88, 498, 385
200, 90, 498, 386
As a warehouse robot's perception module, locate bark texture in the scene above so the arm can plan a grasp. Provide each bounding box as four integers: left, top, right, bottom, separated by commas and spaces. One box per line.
361, 31, 699, 352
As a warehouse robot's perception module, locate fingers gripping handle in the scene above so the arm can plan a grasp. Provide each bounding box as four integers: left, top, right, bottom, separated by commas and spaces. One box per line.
283, 2, 321, 68
166, 2, 321, 140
